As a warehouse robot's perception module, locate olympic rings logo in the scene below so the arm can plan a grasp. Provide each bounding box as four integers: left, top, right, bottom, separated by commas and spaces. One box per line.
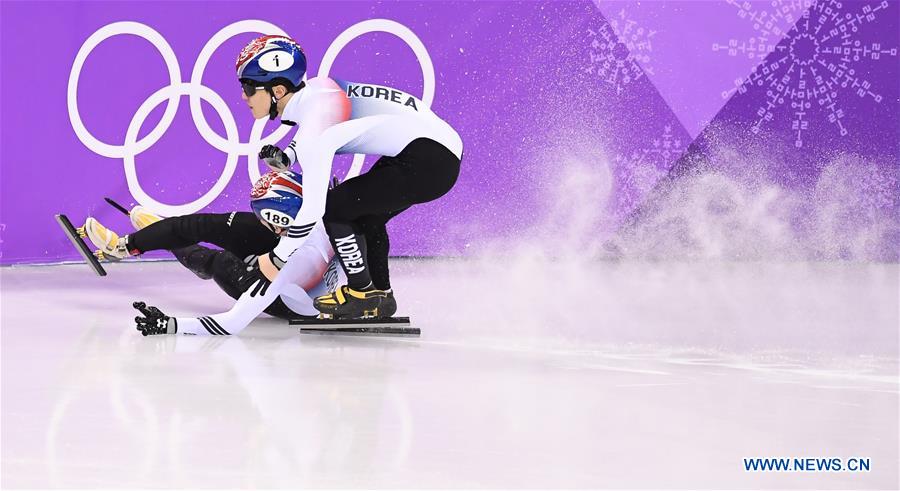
68, 19, 435, 216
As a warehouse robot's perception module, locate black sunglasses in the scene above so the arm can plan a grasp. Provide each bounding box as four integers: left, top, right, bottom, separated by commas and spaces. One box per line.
241, 81, 266, 97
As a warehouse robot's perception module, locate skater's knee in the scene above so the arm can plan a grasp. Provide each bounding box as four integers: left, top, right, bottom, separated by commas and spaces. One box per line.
174, 245, 217, 279
210, 252, 246, 300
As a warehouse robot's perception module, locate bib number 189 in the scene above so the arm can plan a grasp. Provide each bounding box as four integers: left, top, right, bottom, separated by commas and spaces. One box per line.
262, 209, 291, 227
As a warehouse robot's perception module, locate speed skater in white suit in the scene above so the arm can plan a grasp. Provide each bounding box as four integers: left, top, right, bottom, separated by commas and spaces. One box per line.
245, 34, 463, 319
133, 33, 463, 335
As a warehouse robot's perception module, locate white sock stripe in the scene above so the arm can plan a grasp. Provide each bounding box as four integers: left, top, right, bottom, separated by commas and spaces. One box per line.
206, 317, 230, 336
207, 317, 226, 336
199, 316, 224, 335
198, 317, 217, 335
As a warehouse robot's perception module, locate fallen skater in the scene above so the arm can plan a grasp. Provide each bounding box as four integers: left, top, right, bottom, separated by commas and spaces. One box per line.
81, 171, 344, 335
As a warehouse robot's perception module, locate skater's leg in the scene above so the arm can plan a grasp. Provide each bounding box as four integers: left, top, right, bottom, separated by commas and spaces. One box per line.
322, 159, 409, 290
316, 139, 459, 318
212, 212, 280, 258
356, 210, 405, 291
171, 245, 218, 280
127, 212, 277, 258
133, 208, 220, 281
323, 139, 459, 286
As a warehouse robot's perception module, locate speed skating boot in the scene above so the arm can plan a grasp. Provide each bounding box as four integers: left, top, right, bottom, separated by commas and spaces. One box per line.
314, 286, 393, 319
129, 205, 162, 230
82, 217, 131, 261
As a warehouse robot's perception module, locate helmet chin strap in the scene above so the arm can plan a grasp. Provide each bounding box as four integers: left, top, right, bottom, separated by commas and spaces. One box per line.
264, 81, 305, 121
266, 87, 280, 120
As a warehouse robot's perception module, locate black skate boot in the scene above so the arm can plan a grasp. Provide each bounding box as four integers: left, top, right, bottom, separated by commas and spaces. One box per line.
379, 290, 397, 318
314, 286, 395, 319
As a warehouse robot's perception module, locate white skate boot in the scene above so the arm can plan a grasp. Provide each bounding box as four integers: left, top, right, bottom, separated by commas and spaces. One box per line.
81, 217, 131, 261
129, 205, 162, 230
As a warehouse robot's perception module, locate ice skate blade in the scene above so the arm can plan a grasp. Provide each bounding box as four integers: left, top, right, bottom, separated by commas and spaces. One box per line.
290, 316, 418, 336
55, 214, 107, 277
104, 197, 131, 216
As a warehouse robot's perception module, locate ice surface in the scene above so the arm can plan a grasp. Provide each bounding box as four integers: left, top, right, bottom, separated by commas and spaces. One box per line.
1, 260, 897, 488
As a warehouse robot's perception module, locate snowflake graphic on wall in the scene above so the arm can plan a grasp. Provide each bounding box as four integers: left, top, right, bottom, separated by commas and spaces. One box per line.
724, 0, 897, 148
713, 0, 812, 63
586, 9, 657, 95
616, 125, 684, 195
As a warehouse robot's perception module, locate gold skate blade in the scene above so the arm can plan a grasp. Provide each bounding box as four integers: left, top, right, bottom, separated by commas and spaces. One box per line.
290, 316, 418, 336
94, 250, 122, 262
55, 214, 107, 277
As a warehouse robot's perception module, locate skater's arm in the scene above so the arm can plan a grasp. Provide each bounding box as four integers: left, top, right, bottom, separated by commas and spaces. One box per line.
132, 278, 281, 336
269, 121, 395, 269
171, 283, 276, 335
133, 237, 331, 335
135, 262, 309, 336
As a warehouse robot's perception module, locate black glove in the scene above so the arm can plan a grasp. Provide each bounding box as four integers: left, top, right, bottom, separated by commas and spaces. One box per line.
133, 301, 174, 336
238, 261, 272, 298
259, 144, 290, 171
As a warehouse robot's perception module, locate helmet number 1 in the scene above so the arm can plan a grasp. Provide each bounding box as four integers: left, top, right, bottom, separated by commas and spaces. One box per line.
257, 50, 294, 72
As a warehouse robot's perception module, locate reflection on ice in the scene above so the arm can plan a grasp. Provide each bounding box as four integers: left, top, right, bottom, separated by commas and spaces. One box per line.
1, 260, 897, 488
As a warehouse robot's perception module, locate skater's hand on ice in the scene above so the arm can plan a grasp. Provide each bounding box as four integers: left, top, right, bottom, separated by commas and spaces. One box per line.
238, 262, 273, 298
259, 144, 290, 171
133, 301, 173, 336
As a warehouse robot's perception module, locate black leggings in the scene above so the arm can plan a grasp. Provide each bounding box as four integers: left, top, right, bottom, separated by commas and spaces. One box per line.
125, 212, 296, 319
127, 212, 277, 259
174, 245, 299, 319
323, 138, 461, 290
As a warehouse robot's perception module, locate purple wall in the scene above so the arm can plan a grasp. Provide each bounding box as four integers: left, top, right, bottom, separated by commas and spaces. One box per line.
611, 0, 899, 261
0, 0, 897, 264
